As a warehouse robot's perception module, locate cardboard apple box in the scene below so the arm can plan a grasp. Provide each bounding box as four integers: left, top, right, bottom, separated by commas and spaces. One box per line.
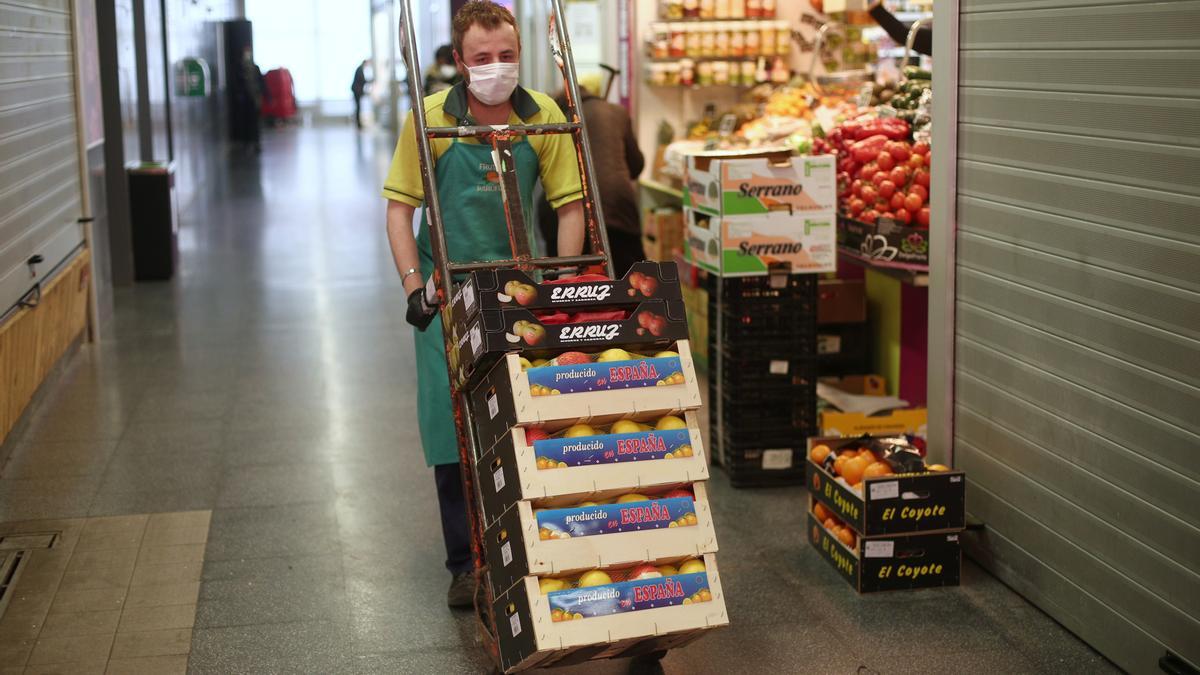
484, 482, 719, 597
469, 340, 704, 454
476, 410, 710, 527
493, 553, 728, 672
450, 298, 690, 388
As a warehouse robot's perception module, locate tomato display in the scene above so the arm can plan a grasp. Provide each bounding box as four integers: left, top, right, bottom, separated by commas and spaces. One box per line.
832, 118, 932, 230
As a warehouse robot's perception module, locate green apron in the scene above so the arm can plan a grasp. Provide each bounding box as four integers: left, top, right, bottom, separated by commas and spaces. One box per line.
415, 137, 541, 466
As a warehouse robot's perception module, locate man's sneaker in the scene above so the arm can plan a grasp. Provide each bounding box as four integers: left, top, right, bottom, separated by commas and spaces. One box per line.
447, 572, 474, 609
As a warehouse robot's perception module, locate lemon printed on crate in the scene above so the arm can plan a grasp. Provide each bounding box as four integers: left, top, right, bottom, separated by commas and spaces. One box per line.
658, 371, 685, 386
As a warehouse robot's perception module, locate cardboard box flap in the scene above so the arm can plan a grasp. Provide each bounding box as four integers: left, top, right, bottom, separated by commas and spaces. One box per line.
817, 381, 908, 417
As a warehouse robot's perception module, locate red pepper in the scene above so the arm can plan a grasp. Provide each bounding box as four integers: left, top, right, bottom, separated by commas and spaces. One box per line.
850, 134, 889, 163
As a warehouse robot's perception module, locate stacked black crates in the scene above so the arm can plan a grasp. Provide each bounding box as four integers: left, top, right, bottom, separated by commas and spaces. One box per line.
708, 268, 819, 487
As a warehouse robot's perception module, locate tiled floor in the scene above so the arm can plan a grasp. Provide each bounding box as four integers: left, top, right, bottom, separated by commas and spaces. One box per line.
0, 512, 207, 674
0, 125, 1119, 673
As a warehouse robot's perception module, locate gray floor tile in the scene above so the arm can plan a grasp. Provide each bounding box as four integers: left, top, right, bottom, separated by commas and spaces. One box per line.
197, 554, 346, 628
188, 621, 352, 674
202, 502, 340, 561
215, 462, 336, 508
0, 475, 104, 522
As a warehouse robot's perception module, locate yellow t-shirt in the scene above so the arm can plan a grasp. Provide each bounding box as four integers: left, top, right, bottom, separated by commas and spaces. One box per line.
381, 84, 583, 210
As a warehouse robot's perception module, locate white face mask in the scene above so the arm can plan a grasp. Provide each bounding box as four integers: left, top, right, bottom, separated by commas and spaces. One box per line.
439, 64, 457, 79
466, 62, 519, 106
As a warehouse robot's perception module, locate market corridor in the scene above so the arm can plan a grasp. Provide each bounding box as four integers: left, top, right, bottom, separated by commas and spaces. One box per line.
0, 125, 1114, 674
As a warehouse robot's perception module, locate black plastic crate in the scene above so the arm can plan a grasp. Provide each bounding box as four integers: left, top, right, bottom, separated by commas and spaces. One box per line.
716, 446, 807, 488
709, 271, 818, 303
718, 310, 819, 350
817, 322, 872, 376
718, 351, 817, 391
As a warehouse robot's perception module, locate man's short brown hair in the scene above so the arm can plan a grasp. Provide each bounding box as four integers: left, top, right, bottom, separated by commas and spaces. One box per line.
452, 1, 521, 56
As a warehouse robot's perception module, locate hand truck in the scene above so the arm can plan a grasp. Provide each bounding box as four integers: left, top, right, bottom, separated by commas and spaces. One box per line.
395, 2, 668, 672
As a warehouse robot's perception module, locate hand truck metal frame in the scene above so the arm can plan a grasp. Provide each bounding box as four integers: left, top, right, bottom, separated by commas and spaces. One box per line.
395, 1, 645, 670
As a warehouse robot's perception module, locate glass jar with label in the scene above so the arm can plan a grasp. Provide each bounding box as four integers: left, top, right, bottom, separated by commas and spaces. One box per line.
776, 21, 791, 56
715, 0, 731, 18
746, 0, 761, 18
697, 61, 714, 87
699, 0, 715, 19
662, 0, 684, 20
761, 20, 776, 56
740, 60, 757, 87
712, 60, 730, 86
649, 64, 667, 87
680, 59, 695, 87
669, 23, 686, 58
683, 0, 699, 19
685, 24, 702, 57
745, 22, 761, 56
761, 0, 776, 19
730, 0, 745, 19
701, 24, 716, 56
714, 22, 730, 57
650, 23, 670, 59
770, 56, 789, 84
664, 62, 681, 86
730, 23, 745, 57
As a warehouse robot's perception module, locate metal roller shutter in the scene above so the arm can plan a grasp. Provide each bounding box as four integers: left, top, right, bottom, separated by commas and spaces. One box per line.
954, 1, 1200, 672
0, 0, 84, 315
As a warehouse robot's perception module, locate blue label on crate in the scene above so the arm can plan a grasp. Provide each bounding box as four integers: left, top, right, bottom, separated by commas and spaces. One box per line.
536, 497, 697, 539
548, 572, 711, 619
526, 357, 685, 396
534, 430, 693, 467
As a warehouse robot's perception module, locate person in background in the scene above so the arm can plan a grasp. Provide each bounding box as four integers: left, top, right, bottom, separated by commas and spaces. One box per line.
868, 0, 932, 56
352, 59, 371, 129
424, 45, 461, 94
538, 74, 645, 276
233, 46, 265, 152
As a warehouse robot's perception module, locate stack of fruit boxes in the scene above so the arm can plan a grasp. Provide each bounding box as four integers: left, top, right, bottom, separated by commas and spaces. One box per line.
683, 153, 837, 487
448, 263, 729, 672
804, 436, 967, 592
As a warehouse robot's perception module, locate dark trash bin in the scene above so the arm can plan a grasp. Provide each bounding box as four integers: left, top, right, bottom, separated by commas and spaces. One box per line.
126, 161, 178, 281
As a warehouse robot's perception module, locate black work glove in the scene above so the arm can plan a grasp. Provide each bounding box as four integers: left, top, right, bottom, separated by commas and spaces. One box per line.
406, 279, 439, 331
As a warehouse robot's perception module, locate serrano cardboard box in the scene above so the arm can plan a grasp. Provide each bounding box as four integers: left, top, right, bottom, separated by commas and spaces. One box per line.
684, 152, 837, 276
806, 436, 965, 536
807, 509, 961, 593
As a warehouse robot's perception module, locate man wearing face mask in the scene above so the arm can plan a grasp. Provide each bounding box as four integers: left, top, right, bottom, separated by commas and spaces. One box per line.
382, 0, 585, 609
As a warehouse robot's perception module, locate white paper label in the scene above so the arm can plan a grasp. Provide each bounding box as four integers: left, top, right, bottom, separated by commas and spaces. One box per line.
864, 540, 895, 558
761, 449, 793, 470
463, 282, 476, 311
769, 360, 789, 375
817, 334, 842, 355
509, 612, 522, 637
470, 325, 483, 354
501, 540, 513, 567
870, 480, 900, 500
493, 467, 506, 493
487, 393, 499, 419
